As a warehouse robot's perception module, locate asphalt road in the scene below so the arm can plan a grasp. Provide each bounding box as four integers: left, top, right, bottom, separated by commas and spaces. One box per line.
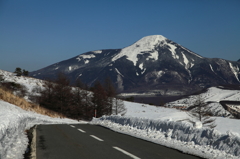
36, 124, 202, 159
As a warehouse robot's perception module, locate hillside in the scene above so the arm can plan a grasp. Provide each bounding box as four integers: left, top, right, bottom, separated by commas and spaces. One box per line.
167, 87, 240, 118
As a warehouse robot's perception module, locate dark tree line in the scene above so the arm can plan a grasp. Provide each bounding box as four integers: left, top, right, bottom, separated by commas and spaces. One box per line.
35, 73, 126, 120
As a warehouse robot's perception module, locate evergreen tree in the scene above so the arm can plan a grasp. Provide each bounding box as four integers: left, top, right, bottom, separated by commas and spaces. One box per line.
22, 69, 29, 76
14, 67, 22, 76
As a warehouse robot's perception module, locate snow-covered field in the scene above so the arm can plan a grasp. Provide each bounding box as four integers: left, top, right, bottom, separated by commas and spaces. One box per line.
92, 101, 240, 159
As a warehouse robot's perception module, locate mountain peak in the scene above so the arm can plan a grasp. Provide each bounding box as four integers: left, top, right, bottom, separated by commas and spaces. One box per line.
136, 35, 167, 45
130, 35, 168, 50
112, 35, 168, 66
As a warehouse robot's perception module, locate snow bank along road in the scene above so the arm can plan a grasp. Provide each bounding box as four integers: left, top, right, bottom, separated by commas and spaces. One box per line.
35, 124, 202, 159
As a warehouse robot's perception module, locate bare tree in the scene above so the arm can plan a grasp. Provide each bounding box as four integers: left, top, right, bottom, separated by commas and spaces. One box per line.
92, 81, 109, 117
112, 98, 126, 116
102, 77, 115, 114
53, 72, 72, 114
71, 87, 83, 120
187, 95, 216, 129
38, 79, 55, 110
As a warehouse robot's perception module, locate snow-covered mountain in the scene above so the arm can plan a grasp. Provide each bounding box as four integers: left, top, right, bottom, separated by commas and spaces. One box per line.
30, 35, 240, 95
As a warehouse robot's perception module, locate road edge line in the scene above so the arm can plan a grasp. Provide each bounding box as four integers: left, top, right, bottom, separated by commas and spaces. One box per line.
30, 125, 37, 159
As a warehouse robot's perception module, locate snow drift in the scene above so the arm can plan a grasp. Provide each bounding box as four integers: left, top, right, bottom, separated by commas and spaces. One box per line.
91, 115, 240, 159
0, 100, 80, 159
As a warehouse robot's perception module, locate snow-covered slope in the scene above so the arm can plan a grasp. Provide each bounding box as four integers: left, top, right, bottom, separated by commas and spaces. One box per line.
112, 35, 202, 66
167, 87, 240, 117
0, 69, 44, 96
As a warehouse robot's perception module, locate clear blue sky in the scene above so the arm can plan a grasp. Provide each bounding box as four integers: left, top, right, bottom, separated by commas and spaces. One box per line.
1, 0, 240, 72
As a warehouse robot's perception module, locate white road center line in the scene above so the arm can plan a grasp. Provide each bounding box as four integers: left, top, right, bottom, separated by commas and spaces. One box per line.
90, 135, 104, 141
78, 128, 86, 133
113, 146, 141, 159
70, 125, 75, 128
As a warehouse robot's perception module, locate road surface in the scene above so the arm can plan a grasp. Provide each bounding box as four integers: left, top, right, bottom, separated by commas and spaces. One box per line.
35, 124, 202, 159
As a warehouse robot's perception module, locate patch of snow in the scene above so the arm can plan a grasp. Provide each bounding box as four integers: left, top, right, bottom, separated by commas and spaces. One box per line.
85, 60, 89, 64
180, 52, 192, 83
141, 68, 146, 74
115, 68, 124, 77
193, 121, 202, 128
181, 52, 189, 67
92, 50, 102, 54
190, 63, 194, 68
157, 70, 164, 77
68, 66, 72, 71
137, 63, 146, 75
168, 43, 179, 59
229, 62, 240, 82
139, 63, 143, 70
76, 54, 96, 62
148, 50, 158, 61
209, 64, 214, 72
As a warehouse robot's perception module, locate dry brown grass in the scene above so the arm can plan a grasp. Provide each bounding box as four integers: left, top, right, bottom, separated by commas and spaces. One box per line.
0, 87, 65, 118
